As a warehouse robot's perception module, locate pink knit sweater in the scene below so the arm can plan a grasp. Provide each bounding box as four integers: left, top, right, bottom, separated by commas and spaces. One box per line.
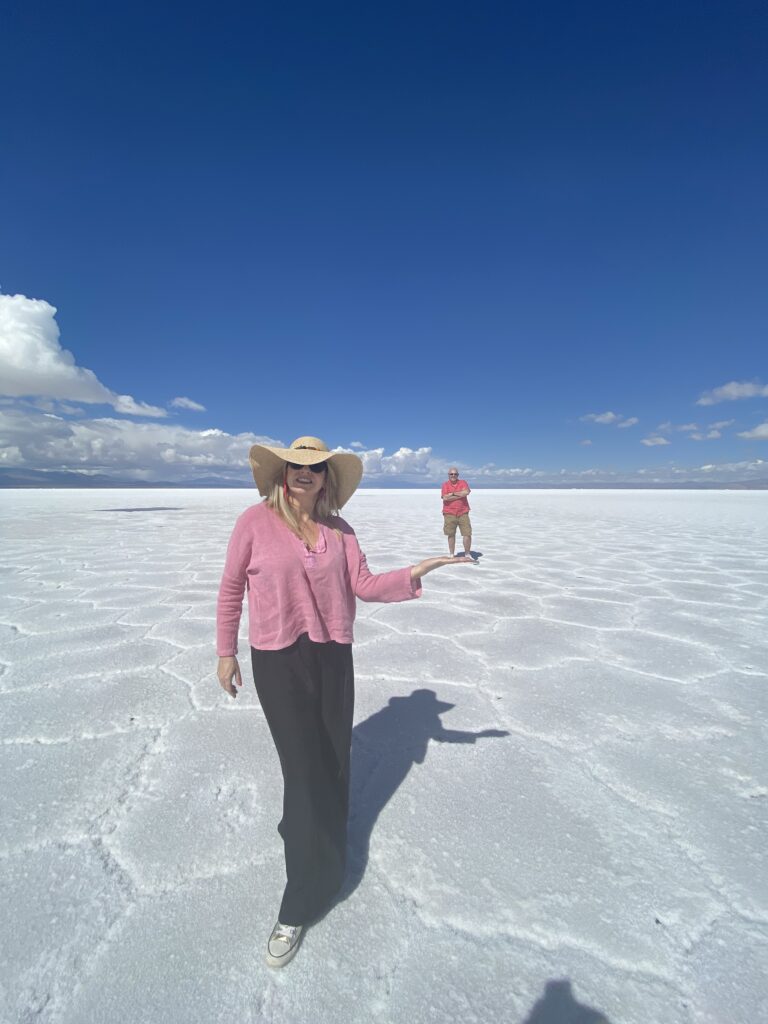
216, 502, 422, 654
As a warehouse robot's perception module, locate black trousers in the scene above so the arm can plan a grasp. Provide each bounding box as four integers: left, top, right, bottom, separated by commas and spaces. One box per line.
251, 635, 355, 926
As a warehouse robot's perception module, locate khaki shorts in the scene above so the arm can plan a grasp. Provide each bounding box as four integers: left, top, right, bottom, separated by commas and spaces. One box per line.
443, 513, 472, 538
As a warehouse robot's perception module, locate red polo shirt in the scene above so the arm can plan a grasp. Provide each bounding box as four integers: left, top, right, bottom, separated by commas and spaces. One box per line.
441, 479, 471, 516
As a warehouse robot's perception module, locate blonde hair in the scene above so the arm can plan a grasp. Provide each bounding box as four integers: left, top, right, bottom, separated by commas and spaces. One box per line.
265, 461, 343, 539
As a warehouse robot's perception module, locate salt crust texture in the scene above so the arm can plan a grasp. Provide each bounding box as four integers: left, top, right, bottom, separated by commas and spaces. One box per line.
0, 488, 766, 1024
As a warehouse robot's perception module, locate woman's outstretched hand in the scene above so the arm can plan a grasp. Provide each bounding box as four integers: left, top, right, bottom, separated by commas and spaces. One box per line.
411, 555, 476, 580
217, 655, 243, 698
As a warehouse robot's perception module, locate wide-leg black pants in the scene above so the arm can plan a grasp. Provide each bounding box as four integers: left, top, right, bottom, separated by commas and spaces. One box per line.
251, 635, 355, 926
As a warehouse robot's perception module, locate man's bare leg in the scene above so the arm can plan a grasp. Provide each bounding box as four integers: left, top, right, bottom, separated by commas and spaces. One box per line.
463, 534, 472, 556
448, 532, 456, 555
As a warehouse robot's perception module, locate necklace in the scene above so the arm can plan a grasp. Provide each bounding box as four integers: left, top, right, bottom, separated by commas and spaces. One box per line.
298, 520, 318, 549
297, 520, 325, 569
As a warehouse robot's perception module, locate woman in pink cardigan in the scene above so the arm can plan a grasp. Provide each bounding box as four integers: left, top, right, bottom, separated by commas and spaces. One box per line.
216, 436, 472, 967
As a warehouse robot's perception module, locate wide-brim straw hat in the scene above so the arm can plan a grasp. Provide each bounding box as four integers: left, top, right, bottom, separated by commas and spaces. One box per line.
248, 435, 364, 508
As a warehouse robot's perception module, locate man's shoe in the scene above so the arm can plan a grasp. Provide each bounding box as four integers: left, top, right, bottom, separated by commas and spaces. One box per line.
266, 922, 303, 968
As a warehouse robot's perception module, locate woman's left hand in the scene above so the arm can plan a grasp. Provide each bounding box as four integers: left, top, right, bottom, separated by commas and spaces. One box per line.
411, 555, 475, 580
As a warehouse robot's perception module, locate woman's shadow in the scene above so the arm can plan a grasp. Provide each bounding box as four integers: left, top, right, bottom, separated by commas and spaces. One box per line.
338, 688, 508, 902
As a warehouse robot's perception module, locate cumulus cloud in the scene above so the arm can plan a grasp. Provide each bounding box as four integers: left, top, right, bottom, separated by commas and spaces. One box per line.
1, 402, 766, 487
470, 464, 535, 479
171, 396, 206, 412
336, 445, 436, 479
581, 411, 638, 428
0, 404, 281, 482
657, 421, 731, 439
0, 293, 166, 417
581, 411, 621, 424
112, 394, 165, 416
687, 458, 766, 476
0, 416, 450, 484
737, 421, 768, 440
0, 445, 23, 465
696, 380, 768, 406
348, 441, 365, 449
690, 429, 725, 441
641, 435, 671, 447
685, 419, 734, 441
632, 458, 767, 483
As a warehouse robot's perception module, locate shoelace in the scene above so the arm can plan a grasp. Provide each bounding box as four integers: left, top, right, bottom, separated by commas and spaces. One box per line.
272, 924, 299, 946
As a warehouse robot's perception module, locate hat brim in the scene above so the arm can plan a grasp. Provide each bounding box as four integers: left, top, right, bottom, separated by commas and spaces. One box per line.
248, 444, 363, 508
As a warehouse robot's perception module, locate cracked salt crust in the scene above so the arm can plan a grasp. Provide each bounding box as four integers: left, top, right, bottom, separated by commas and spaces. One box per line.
0, 487, 766, 1024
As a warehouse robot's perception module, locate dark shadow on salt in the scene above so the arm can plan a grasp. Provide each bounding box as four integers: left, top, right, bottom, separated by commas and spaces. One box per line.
96, 507, 182, 512
522, 979, 612, 1023
336, 688, 508, 907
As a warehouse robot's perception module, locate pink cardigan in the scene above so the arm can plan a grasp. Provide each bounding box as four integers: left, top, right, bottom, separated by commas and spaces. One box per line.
216, 502, 422, 654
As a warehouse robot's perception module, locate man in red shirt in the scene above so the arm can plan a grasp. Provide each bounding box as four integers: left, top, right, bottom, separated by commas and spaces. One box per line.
441, 467, 474, 558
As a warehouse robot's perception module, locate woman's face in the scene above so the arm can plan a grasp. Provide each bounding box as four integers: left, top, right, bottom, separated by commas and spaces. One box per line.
285, 460, 327, 502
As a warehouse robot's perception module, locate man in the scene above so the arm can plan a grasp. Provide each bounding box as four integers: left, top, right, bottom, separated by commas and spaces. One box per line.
441, 467, 473, 558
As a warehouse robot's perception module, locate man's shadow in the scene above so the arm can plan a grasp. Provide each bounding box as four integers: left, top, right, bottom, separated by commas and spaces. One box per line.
522, 979, 612, 1023
338, 688, 508, 902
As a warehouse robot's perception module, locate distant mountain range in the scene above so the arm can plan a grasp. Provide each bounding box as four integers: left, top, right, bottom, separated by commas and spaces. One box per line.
1, 468, 766, 490
0, 468, 247, 488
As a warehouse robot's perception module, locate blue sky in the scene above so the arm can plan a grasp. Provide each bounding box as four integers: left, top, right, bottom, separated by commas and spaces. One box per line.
1, 0, 766, 485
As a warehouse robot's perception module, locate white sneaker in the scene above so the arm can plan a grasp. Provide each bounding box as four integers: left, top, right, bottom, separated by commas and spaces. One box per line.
266, 921, 303, 968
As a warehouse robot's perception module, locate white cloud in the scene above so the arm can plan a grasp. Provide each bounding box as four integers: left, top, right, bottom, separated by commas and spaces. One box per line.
581, 411, 638, 428
171, 396, 206, 412
581, 411, 621, 424
690, 428, 724, 441
658, 422, 702, 434
641, 436, 671, 447
1, 406, 766, 487
0, 405, 281, 482
696, 380, 768, 406
695, 458, 765, 474
737, 421, 768, 440
337, 445, 436, 478
663, 457, 767, 480
656, 421, 733, 440
112, 394, 165, 416
0, 445, 23, 465
579, 440, 593, 446
472, 464, 535, 479
382, 446, 433, 474
0, 293, 166, 417
0, 417, 448, 484
349, 441, 365, 449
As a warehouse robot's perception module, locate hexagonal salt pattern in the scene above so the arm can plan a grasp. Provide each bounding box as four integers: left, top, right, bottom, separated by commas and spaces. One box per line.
1, 487, 766, 1024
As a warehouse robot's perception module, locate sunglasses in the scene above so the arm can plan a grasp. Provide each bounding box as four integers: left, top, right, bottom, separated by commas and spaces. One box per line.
449, 473, 459, 477
287, 461, 327, 473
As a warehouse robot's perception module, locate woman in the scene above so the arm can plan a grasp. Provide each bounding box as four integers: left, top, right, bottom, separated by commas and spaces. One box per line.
216, 436, 473, 968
